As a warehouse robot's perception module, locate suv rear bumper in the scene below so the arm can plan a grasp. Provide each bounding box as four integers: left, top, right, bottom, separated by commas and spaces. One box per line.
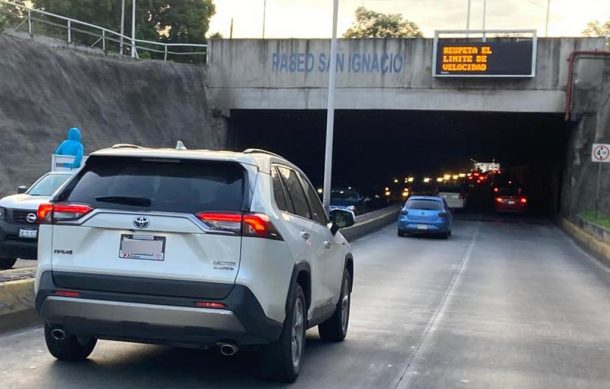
36, 271, 283, 348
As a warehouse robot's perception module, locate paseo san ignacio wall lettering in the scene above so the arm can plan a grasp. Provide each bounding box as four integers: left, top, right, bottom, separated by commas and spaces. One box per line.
271, 51, 405, 74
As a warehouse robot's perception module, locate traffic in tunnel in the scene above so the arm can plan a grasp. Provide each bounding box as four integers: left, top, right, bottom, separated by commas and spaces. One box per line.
229, 109, 569, 217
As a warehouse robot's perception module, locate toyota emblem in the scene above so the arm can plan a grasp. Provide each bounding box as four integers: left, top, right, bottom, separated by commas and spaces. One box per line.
133, 217, 150, 229
26, 213, 37, 223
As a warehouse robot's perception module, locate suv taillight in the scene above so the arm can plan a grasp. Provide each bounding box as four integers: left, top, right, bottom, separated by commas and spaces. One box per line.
37, 203, 93, 224
196, 212, 283, 240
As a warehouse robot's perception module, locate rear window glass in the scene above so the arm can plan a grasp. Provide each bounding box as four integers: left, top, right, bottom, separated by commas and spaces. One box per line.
405, 199, 442, 210
57, 157, 245, 213
498, 188, 522, 196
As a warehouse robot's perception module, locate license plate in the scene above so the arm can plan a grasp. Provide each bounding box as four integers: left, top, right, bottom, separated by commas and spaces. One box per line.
508, 200, 516, 205
19, 229, 37, 239
416, 224, 428, 230
119, 234, 166, 261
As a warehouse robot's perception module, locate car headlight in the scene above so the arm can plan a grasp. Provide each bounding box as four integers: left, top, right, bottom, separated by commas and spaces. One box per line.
0, 207, 5, 220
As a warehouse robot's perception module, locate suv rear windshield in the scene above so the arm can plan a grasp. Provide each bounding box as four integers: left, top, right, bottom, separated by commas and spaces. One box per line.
405, 199, 442, 210
56, 156, 245, 213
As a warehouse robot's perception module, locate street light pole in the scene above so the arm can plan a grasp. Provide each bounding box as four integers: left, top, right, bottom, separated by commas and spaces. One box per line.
322, 0, 339, 212
131, 0, 136, 58
545, 0, 551, 37
482, 0, 487, 41
262, 0, 267, 38
466, 0, 471, 37
120, 0, 125, 55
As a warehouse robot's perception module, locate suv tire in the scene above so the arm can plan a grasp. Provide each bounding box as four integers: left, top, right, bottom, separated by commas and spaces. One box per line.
259, 284, 306, 383
318, 268, 351, 342
44, 324, 97, 361
0, 257, 17, 270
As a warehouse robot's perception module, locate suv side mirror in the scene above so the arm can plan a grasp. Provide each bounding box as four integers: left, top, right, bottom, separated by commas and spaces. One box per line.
17, 185, 27, 194
329, 209, 355, 235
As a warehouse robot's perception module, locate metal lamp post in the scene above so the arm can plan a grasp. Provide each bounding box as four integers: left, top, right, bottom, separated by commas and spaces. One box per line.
131, 0, 136, 58
120, 0, 125, 55
322, 0, 339, 212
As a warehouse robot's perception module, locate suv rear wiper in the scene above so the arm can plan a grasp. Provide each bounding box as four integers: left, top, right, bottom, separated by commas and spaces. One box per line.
95, 196, 151, 207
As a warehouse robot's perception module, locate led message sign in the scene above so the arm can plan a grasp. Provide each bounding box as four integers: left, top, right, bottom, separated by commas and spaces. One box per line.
434, 40, 535, 77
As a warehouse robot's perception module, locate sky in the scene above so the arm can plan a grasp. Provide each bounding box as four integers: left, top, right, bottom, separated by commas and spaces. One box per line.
208, 0, 610, 38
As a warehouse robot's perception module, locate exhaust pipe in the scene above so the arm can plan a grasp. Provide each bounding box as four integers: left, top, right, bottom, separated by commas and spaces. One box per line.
51, 328, 66, 341
218, 342, 238, 356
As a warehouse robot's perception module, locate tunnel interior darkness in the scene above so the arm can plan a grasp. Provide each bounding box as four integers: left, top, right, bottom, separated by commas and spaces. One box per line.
229, 110, 569, 216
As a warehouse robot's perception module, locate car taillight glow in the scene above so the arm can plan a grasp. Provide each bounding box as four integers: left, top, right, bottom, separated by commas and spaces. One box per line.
196, 212, 283, 240
53, 290, 81, 298
37, 203, 93, 224
243, 214, 270, 237
495, 197, 503, 203
195, 301, 226, 309
520, 197, 528, 204
196, 212, 242, 234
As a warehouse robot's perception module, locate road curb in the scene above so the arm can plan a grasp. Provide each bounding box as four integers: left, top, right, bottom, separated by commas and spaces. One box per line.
0, 279, 39, 333
559, 217, 610, 267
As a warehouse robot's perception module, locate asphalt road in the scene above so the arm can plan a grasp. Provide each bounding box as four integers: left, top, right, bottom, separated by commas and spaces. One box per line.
1, 220, 609, 388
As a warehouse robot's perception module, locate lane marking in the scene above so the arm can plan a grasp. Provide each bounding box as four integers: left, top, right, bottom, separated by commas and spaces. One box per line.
394, 221, 481, 389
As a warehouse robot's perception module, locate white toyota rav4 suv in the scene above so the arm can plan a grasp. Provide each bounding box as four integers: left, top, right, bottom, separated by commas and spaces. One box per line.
35, 145, 355, 382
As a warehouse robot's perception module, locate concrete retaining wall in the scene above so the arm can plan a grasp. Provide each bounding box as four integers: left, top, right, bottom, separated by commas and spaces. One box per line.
341, 205, 400, 241
561, 58, 610, 220
0, 33, 227, 197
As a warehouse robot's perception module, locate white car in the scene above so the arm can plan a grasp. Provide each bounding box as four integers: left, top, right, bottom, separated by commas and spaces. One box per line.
0, 171, 73, 269
35, 145, 355, 382
438, 185, 467, 209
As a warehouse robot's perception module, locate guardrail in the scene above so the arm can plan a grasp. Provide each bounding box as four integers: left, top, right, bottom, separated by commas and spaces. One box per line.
0, 0, 207, 62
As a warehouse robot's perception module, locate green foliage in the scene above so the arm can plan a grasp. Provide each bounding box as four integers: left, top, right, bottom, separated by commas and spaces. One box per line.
343, 6, 423, 39
33, 0, 215, 61
580, 210, 610, 230
0, 3, 26, 33
208, 31, 222, 39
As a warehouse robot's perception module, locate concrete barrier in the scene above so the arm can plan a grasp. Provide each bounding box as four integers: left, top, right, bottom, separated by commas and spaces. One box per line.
0, 205, 401, 333
341, 205, 401, 242
559, 217, 610, 267
0, 279, 38, 332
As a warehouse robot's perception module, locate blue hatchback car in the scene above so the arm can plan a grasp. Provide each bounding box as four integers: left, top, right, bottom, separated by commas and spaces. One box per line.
397, 196, 453, 238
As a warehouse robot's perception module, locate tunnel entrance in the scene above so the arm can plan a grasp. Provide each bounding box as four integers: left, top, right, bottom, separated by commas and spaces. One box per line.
229, 110, 569, 217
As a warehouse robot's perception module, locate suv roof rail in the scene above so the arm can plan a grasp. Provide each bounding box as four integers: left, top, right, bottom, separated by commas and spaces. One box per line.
111, 143, 145, 149
242, 148, 285, 159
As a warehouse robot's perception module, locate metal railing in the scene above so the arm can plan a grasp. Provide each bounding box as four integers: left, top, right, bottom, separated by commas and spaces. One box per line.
1, 0, 207, 62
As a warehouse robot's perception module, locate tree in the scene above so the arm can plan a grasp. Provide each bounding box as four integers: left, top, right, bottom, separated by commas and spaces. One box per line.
582, 18, 610, 37
343, 6, 423, 38
582, 18, 610, 50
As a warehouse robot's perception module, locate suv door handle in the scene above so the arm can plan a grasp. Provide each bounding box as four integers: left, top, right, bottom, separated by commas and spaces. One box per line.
323, 241, 332, 250
300, 232, 310, 241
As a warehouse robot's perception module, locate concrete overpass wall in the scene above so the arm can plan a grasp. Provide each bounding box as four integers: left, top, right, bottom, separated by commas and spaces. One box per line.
207, 38, 605, 113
